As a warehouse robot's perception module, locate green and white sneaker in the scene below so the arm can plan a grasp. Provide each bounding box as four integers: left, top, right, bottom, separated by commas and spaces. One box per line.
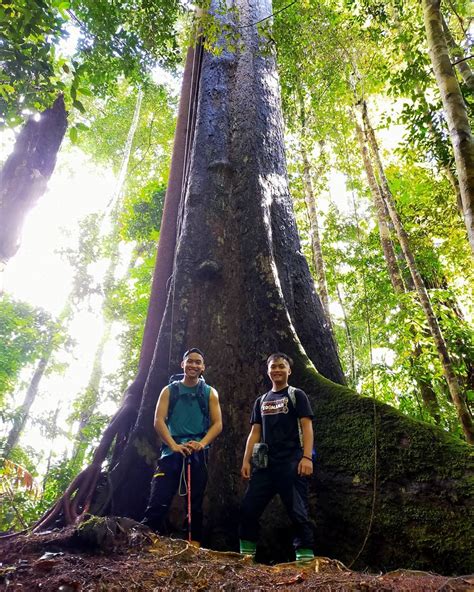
295, 548, 314, 562
239, 539, 256, 557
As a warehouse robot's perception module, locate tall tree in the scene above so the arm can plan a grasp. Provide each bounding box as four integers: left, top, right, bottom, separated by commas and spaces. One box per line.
36, 2, 473, 573
422, 0, 474, 254
299, 136, 333, 324
360, 99, 474, 443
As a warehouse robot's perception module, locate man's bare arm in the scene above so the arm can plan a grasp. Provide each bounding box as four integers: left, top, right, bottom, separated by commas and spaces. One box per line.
241, 423, 262, 479
298, 417, 314, 476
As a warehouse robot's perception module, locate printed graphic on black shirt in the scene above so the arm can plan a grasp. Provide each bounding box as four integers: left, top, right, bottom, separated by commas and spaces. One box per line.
250, 387, 314, 463
261, 397, 289, 416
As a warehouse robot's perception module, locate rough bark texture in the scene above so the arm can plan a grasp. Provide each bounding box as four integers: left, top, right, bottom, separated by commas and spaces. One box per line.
422, 0, 474, 255
39, 2, 473, 575
0, 95, 67, 267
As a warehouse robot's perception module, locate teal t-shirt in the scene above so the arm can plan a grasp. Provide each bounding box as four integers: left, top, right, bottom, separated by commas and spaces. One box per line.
161, 381, 211, 458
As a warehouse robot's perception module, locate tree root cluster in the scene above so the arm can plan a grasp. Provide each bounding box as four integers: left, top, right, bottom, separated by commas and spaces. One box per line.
33, 401, 139, 532
1, 520, 473, 591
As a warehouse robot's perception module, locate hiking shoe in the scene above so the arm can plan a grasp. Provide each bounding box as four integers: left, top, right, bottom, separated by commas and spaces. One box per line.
239, 539, 256, 557
295, 548, 314, 562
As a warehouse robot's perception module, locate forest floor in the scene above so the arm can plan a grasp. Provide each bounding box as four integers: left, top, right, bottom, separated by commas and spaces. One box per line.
0, 520, 473, 592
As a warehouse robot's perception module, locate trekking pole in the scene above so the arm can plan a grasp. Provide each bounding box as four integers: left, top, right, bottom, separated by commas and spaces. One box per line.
186, 455, 192, 543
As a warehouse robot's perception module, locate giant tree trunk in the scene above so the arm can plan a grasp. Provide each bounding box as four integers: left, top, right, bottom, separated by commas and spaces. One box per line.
422, 0, 474, 255
0, 95, 67, 269
38, 1, 473, 574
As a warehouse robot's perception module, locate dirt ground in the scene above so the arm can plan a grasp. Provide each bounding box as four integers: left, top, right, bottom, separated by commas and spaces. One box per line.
1, 525, 473, 591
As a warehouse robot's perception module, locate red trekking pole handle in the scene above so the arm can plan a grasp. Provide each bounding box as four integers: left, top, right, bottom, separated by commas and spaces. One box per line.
187, 456, 192, 542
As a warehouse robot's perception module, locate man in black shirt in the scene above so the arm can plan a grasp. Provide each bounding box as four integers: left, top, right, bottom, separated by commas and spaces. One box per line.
239, 353, 315, 561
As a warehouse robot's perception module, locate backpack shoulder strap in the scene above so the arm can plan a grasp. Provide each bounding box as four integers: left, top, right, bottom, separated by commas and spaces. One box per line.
288, 386, 297, 407
288, 386, 303, 448
167, 381, 180, 420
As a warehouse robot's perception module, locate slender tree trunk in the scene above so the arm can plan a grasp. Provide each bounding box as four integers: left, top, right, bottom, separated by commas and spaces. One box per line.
361, 101, 474, 443
336, 283, 356, 386
0, 95, 68, 269
422, 0, 474, 255
417, 89, 464, 214
441, 13, 474, 91
300, 144, 332, 323
353, 113, 405, 294
105, 89, 143, 215
2, 347, 53, 458
41, 405, 61, 496
413, 342, 442, 424
354, 105, 441, 422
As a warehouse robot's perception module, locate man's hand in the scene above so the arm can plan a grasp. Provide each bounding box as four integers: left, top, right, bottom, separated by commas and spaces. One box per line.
187, 440, 204, 452
241, 460, 252, 480
171, 443, 193, 456
298, 457, 313, 476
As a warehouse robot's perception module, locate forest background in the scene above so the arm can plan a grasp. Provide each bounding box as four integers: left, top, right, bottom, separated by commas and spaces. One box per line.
0, 0, 473, 536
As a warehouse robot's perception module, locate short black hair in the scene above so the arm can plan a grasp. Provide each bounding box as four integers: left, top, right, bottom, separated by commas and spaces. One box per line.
266, 352, 293, 368
183, 348, 205, 360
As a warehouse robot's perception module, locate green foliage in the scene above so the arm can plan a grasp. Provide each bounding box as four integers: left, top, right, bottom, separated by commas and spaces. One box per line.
0, 295, 56, 403
0, 0, 68, 126
0, 0, 183, 127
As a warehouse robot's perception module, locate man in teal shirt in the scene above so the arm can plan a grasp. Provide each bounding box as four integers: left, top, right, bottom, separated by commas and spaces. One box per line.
143, 348, 222, 543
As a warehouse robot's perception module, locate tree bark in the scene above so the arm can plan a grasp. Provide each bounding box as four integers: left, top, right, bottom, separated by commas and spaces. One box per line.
361, 101, 474, 444
422, 0, 474, 255
0, 95, 68, 268
37, 2, 474, 574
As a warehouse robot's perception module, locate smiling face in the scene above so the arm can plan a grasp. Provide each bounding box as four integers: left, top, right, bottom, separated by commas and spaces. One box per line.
181, 351, 205, 382
267, 357, 291, 390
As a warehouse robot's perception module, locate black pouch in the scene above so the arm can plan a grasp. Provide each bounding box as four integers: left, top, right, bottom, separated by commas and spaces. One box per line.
251, 442, 269, 469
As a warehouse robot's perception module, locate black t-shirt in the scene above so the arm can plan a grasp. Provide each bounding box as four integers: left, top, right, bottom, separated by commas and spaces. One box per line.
250, 387, 314, 463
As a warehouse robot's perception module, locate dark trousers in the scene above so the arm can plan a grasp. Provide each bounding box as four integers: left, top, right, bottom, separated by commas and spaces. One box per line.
239, 459, 314, 550
142, 450, 208, 541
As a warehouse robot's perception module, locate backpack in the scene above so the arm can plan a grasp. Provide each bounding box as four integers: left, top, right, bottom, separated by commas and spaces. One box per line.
167, 374, 210, 432
260, 386, 303, 447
